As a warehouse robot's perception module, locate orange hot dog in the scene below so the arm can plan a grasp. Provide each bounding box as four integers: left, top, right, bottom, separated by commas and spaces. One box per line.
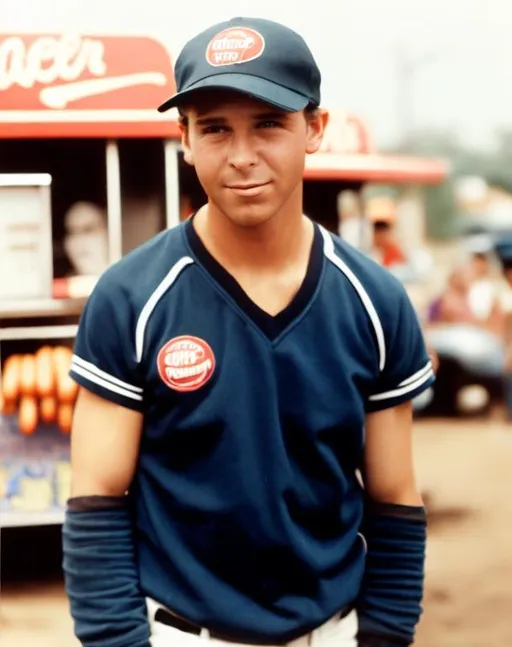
1, 354, 22, 401
19, 396, 38, 435
19, 354, 37, 396
53, 346, 78, 403
40, 396, 57, 424
35, 346, 56, 398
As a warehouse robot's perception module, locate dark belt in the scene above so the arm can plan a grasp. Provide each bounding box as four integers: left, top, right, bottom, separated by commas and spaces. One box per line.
154, 605, 353, 644
154, 609, 231, 641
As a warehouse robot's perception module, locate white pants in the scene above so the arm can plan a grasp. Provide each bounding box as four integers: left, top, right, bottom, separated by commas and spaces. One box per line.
147, 599, 358, 647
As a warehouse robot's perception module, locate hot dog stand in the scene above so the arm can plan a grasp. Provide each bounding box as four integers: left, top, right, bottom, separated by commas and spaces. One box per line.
0, 32, 449, 529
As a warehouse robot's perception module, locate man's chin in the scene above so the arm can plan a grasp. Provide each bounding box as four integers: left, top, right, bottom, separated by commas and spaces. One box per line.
229, 213, 275, 229
220, 205, 277, 229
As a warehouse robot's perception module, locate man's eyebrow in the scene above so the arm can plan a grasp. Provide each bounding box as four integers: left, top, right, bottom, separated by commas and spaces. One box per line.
195, 115, 227, 126
195, 111, 288, 126
253, 111, 288, 120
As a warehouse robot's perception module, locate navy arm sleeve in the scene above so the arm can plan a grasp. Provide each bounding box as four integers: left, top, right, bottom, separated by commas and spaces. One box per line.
356, 503, 427, 646
366, 284, 434, 412
63, 498, 151, 647
69, 272, 144, 411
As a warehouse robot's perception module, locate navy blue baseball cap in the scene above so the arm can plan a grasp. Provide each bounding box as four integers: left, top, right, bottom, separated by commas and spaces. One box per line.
157, 17, 321, 113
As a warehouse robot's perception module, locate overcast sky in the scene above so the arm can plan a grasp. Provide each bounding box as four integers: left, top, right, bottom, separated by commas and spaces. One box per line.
5, 0, 511, 150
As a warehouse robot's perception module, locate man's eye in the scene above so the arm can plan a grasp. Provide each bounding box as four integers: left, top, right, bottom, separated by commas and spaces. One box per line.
203, 126, 228, 134
257, 120, 281, 129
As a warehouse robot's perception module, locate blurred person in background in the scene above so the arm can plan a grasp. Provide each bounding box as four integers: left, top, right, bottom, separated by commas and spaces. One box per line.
427, 265, 476, 325
367, 197, 407, 269
63, 201, 109, 277
466, 250, 504, 335
428, 259, 505, 336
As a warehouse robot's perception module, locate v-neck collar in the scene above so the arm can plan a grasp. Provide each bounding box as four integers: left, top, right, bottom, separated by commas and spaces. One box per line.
184, 216, 324, 341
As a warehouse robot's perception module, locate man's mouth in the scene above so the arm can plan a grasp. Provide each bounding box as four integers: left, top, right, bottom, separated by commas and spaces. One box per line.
227, 182, 270, 190
226, 182, 271, 196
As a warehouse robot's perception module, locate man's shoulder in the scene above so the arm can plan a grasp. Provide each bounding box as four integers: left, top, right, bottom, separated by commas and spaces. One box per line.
90, 223, 193, 308
323, 228, 406, 304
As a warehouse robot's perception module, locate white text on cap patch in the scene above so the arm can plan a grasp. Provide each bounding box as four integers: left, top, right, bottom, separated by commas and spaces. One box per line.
206, 28, 265, 67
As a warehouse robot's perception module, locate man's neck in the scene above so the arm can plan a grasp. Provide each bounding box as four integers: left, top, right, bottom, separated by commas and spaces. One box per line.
192, 199, 313, 273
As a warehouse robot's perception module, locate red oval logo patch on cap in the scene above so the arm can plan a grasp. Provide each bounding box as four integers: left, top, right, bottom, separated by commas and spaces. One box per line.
157, 336, 215, 392
206, 27, 265, 67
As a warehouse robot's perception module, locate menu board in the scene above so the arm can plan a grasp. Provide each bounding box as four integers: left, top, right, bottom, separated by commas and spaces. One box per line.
0, 177, 53, 300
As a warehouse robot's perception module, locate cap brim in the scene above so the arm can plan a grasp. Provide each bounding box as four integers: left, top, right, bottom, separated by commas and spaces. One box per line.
157, 73, 310, 113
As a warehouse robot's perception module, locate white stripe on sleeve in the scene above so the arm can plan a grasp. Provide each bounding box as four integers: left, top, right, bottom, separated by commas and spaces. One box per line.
368, 367, 434, 402
70, 362, 143, 402
71, 355, 143, 393
398, 360, 433, 387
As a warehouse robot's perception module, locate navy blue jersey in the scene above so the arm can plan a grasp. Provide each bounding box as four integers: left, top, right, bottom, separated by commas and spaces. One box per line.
70, 218, 434, 643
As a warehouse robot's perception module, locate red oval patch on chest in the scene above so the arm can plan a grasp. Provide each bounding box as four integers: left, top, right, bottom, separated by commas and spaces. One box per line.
157, 335, 215, 392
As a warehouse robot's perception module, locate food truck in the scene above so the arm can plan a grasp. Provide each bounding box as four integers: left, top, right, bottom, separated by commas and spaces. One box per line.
0, 33, 449, 529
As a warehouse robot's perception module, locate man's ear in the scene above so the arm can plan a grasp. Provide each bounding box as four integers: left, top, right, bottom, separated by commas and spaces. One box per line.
305, 109, 329, 155
179, 118, 194, 166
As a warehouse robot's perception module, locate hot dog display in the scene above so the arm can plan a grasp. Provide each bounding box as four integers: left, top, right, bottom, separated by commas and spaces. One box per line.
0, 345, 77, 435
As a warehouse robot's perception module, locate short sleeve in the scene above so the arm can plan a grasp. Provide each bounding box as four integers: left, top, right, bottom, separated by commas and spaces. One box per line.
366, 286, 435, 412
69, 275, 145, 412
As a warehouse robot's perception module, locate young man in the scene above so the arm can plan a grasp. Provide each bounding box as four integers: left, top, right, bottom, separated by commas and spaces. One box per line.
63, 17, 435, 647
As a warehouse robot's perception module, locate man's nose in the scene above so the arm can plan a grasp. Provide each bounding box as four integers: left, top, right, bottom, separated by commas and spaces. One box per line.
227, 133, 258, 170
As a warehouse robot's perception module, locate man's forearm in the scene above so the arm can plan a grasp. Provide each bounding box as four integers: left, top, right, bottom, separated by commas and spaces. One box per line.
62, 495, 151, 647
356, 500, 427, 646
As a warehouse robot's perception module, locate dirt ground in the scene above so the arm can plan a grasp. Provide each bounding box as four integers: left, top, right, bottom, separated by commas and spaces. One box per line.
414, 415, 512, 647
0, 415, 511, 647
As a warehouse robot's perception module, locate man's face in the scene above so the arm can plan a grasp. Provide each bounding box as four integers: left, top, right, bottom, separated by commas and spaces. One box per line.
180, 92, 326, 228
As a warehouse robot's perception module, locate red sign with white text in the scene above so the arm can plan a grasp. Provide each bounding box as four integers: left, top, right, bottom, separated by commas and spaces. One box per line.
0, 34, 179, 138
319, 111, 373, 155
